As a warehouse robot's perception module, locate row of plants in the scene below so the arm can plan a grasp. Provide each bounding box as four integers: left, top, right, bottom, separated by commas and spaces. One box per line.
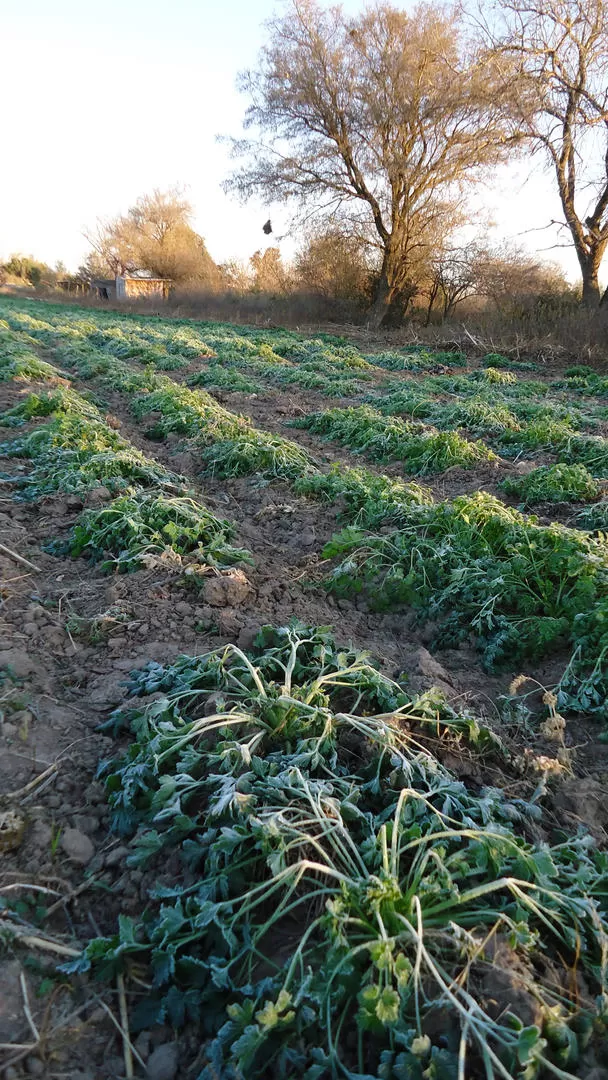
6, 300, 608, 721
4, 317, 320, 484
0, 360, 248, 574
319, 490, 608, 718
1, 299, 376, 400
66, 623, 608, 1079
292, 406, 498, 475
1, 299, 371, 376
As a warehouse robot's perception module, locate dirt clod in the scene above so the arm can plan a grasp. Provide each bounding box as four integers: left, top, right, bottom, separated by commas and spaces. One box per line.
414, 646, 456, 688
0, 648, 35, 677
60, 826, 95, 865
145, 1043, 179, 1080
202, 568, 253, 607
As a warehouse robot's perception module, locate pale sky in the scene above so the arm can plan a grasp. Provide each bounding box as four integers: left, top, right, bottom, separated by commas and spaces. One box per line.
1, 0, 584, 282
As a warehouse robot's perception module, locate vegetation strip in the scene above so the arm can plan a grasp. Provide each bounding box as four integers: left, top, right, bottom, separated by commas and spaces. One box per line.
0, 358, 249, 575
64, 624, 607, 1079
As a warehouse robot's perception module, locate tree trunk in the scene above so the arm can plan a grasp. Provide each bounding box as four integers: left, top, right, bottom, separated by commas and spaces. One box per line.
577, 246, 603, 308
581, 267, 601, 308
367, 251, 414, 329
425, 281, 439, 327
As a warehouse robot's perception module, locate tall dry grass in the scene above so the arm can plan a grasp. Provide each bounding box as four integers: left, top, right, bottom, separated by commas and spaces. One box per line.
8, 283, 608, 366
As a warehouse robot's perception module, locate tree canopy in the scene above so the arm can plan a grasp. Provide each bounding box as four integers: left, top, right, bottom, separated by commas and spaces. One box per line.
82, 188, 221, 287
227, 0, 519, 326
486, 0, 608, 306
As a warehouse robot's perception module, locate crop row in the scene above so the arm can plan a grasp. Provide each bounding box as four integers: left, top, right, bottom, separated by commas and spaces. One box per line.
4, 304, 608, 723
299, 395, 608, 476
0, 359, 248, 574
65, 623, 608, 1079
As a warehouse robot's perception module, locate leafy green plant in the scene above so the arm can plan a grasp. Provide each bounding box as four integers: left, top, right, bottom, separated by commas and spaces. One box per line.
294, 464, 433, 527
0, 347, 64, 384
553, 370, 608, 396
201, 429, 315, 480
500, 463, 602, 506
52, 493, 250, 573
472, 367, 517, 386
367, 348, 465, 371
66, 624, 608, 1080
575, 500, 608, 531
187, 366, 263, 394
482, 353, 538, 372
293, 406, 497, 474
322, 490, 608, 670
130, 382, 246, 442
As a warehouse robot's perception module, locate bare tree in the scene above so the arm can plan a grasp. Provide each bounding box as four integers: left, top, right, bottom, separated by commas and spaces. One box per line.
226, 0, 518, 328
473, 243, 571, 310
83, 188, 220, 287
426, 245, 481, 322
487, 0, 608, 306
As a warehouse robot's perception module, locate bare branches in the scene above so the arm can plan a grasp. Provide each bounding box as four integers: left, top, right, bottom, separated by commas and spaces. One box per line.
485, 0, 608, 304
225, 0, 518, 326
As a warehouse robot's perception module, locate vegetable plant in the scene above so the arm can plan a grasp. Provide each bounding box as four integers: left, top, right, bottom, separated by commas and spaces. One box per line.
500, 463, 602, 506
66, 624, 608, 1080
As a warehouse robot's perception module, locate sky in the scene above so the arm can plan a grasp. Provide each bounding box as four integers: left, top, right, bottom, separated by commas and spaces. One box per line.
1, 0, 585, 282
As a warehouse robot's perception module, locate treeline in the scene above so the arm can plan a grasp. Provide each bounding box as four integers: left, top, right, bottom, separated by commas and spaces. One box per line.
22, 185, 572, 329
0, 254, 66, 289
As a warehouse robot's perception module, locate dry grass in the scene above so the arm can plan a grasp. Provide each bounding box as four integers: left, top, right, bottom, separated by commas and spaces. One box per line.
8, 283, 608, 366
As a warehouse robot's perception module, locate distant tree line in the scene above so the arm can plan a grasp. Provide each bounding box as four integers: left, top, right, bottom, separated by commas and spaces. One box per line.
5, 182, 574, 327
5, 0, 607, 329
0, 254, 65, 288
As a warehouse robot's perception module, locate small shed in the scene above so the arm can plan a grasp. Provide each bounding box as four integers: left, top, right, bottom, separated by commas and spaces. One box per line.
86, 275, 171, 302
116, 275, 171, 301
90, 278, 117, 300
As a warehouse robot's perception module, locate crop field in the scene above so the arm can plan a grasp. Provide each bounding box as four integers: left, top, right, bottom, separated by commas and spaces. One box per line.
3, 296, 608, 1078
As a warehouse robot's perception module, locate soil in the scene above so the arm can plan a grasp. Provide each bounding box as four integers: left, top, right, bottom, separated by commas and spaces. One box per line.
1, 350, 608, 1079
